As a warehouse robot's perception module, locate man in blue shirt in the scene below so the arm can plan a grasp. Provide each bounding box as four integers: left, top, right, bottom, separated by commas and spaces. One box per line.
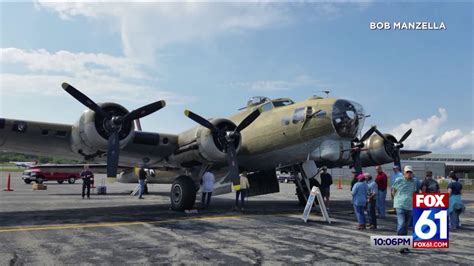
352, 174, 368, 230
366, 173, 378, 229
392, 165, 418, 254
390, 166, 403, 199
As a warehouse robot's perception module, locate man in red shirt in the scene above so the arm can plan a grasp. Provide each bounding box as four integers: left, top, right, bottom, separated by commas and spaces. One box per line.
375, 166, 388, 218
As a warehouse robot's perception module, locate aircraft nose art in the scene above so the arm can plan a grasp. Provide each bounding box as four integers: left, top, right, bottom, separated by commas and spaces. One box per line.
331, 100, 365, 139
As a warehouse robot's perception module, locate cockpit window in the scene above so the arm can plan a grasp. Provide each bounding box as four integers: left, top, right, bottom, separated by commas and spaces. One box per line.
332, 100, 365, 139
260, 102, 273, 112
272, 99, 295, 108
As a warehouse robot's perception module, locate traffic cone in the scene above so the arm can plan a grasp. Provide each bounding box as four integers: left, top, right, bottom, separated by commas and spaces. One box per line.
337, 176, 342, 189
4, 173, 13, 191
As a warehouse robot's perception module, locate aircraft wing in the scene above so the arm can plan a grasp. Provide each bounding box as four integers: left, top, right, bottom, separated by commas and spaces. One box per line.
0, 118, 79, 160
400, 150, 431, 159
0, 118, 179, 167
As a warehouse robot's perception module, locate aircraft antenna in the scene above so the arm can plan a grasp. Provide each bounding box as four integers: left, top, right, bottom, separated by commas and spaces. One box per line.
322, 90, 330, 98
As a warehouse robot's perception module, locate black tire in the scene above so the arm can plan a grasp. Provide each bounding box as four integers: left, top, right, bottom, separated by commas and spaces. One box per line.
68, 176, 76, 184
170, 176, 197, 211
57, 180, 64, 184
24, 179, 32, 184
36, 176, 44, 184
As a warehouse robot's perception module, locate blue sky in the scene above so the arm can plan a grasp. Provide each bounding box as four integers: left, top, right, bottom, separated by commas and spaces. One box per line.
0, 2, 472, 153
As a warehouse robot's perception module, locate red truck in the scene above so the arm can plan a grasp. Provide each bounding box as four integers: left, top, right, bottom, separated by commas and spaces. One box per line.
22, 167, 81, 184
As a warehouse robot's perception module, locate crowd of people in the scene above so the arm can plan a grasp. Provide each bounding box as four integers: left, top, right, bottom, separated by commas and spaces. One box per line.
80, 163, 466, 250
350, 165, 465, 254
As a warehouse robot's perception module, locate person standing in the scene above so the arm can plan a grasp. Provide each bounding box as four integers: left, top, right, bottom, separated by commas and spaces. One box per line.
390, 166, 403, 199
421, 170, 440, 193
201, 171, 215, 209
235, 171, 250, 211
138, 166, 147, 199
392, 165, 418, 254
320, 166, 333, 211
448, 172, 464, 230
80, 165, 94, 199
348, 170, 359, 214
366, 173, 377, 229
375, 166, 388, 218
350, 170, 358, 192
351, 173, 368, 230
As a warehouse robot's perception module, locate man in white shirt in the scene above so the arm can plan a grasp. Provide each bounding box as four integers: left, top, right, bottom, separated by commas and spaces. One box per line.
201, 171, 215, 209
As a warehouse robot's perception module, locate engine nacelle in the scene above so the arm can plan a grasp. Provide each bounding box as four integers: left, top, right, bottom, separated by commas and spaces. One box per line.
70, 103, 134, 157
169, 118, 240, 167
360, 134, 397, 167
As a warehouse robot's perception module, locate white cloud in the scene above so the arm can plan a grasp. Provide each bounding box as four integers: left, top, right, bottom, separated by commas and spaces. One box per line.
36, 2, 291, 62
0, 48, 192, 105
391, 108, 474, 153
2, 48, 147, 80
35, 2, 372, 62
230, 75, 328, 92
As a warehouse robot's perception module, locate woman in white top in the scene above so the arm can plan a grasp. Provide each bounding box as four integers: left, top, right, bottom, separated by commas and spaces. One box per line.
201, 171, 215, 209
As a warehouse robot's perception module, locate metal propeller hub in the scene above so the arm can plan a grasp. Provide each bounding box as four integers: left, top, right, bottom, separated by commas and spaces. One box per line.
184, 108, 261, 187
61, 82, 166, 178
96, 104, 132, 140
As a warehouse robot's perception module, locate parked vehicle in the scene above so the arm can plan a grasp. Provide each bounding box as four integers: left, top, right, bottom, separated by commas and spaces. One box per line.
277, 171, 296, 183
22, 167, 81, 184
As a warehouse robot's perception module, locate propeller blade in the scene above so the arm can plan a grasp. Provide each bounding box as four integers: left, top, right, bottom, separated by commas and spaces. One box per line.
106, 130, 120, 178
235, 108, 261, 133
124, 100, 166, 123
226, 143, 241, 188
373, 127, 392, 144
360, 126, 376, 142
184, 110, 219, 132
62, 82, 111, 119
398, 128, 412, 144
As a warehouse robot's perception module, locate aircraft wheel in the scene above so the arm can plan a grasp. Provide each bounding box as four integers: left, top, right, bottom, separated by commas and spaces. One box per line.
170, 175, 196, 211
68, 176, 76, 184
57, 180, 64, 184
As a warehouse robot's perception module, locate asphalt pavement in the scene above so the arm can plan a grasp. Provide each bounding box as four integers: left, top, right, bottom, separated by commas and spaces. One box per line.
1, 171, 473, 265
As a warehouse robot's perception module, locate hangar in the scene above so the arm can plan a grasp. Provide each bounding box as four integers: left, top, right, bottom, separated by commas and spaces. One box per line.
328, 153, 474, 182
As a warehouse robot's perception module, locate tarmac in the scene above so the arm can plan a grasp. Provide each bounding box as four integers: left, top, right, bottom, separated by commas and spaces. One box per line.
1, 171, 473, 265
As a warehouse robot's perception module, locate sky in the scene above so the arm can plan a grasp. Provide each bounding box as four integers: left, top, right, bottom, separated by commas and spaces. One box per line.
0, 1, 472, 154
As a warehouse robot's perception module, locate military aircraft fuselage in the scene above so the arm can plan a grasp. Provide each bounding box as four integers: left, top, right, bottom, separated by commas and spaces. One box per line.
169, 96, 366, 172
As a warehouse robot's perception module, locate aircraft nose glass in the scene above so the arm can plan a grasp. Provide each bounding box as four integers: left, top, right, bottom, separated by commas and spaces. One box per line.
332, 100, 364, 139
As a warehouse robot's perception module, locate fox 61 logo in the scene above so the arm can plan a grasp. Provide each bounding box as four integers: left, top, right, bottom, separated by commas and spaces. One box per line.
412, 193, 449, 248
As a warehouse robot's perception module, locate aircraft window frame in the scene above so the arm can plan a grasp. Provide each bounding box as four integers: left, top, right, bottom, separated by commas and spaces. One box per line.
260, 102, 274, 112
292, 107, 305, 124
272, 99, 295, 108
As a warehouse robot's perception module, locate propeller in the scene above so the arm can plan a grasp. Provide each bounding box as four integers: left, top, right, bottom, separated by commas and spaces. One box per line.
372, 127, 412, 169
62, 82, 166, 178
350, 126, 376, 174
184, 108, 261, 189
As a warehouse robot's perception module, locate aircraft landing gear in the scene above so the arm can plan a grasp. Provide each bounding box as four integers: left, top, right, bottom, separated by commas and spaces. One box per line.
292, 162, 321, 206
170, 175, 197, 211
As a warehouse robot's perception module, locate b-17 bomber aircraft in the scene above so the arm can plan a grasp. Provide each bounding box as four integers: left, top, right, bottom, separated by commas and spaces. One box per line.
0, 83, 429, 210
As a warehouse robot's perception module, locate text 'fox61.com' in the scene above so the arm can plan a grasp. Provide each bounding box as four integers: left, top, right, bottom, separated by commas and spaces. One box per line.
412, 193, 449, 248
